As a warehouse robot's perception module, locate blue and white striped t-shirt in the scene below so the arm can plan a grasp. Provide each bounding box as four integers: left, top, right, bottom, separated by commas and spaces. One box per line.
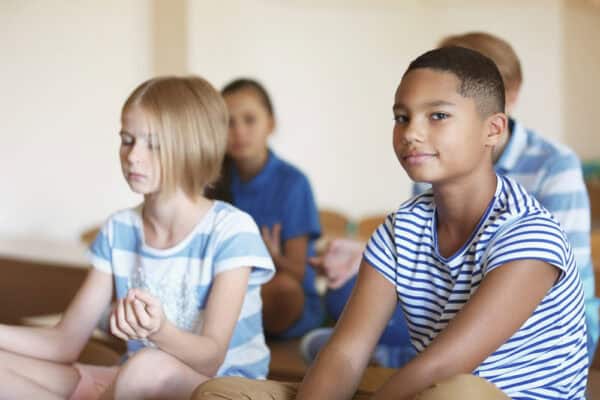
414, 118, 598, 354
368, 175, 588, 399
89, 201, 275, 379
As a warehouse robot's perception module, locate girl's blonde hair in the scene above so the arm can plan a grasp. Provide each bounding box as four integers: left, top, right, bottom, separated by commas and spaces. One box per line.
439, 32, 523, 94
122, 76, 228, 199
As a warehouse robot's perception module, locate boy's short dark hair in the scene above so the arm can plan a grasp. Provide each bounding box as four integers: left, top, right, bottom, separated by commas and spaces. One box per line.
404, 46, 505, 117
439, 32, 522, 94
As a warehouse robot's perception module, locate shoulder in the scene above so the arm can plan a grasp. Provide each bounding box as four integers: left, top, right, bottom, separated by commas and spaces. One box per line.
271, 153, 312, 187
210, 201, 261, 237
108, 206, 141, 224
209, 202, 274, 278
396, 190, 435, 219
378, 191, 435, 237
495, 176, 549, 217
522, 126, 582, 171
98, 205, 142, 239
491, 177, 569, 247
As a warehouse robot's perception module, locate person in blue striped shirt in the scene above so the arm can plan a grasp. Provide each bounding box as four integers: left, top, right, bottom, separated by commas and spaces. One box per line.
194, 46, 588, 399
0, 76, 274, 399
308, 31, 598, 371
417, 31, 597, 362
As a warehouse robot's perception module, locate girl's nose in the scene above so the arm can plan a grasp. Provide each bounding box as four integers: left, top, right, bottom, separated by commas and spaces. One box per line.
127, 142, 145, 164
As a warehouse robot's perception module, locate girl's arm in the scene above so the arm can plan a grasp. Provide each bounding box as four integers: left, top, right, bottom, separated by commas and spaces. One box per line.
134, 266, 251, 376
373, 259, 558, 400
0, 268, 113, 363
262, 224, 307, 282
296, 260, 397, 400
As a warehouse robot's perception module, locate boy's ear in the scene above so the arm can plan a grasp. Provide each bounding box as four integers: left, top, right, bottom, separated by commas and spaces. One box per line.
485, 113, 507, 147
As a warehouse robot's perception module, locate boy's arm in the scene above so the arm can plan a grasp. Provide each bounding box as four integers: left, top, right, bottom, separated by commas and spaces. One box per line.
0, 268, 114, 363
296, 259, 397, 400
146, 267, 251, 376
373, 259, 558, 400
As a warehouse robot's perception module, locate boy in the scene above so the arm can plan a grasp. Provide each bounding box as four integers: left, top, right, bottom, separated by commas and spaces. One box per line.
311, 32, 597, 368
195, 47, 588, 399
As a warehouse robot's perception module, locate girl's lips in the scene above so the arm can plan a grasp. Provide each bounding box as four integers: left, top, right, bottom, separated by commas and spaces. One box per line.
128, 172, 145, 181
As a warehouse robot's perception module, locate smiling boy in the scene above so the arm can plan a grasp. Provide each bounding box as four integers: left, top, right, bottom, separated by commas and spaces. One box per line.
194, 46, 588, 400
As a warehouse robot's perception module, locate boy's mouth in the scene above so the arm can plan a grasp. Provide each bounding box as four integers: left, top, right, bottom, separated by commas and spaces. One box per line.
402, 151, 437, 165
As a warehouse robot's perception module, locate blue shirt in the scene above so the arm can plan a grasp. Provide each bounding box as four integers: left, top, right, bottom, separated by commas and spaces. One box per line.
230, 150, 321, 298
414, 118, 598, 355
369, 175, 588, 399
89, 201, 275, 379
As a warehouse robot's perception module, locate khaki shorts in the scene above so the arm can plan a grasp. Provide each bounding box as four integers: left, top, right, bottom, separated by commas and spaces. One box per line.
192, 374, 510, 400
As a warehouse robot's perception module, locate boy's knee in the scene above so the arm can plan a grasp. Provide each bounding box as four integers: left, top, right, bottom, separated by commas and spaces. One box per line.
416, 374, 509, 400
192, 377, 298, 400
192, 377, 257, 400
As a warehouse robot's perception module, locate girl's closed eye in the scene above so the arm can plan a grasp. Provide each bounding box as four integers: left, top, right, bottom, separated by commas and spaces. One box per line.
147, 135, 160, 150
431, 112, 450, 121
120, 131, 135, 146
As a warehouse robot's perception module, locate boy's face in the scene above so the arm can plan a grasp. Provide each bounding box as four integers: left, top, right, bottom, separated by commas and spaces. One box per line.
392, 68, 497, 185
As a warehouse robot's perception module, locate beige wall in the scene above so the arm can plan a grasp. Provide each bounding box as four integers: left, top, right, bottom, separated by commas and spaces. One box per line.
563, 0, 600, 159
0, 0, 151, 241
188, 0, 566, 218
0, 0, 598, 247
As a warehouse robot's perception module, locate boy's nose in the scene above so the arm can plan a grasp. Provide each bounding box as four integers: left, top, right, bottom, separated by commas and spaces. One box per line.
401, 124, 424, 144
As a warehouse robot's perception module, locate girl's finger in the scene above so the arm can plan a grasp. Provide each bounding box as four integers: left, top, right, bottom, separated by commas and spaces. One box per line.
116, 299, 137, 338
110, 312, 129, 341
131, 298, 152, 333
261, 226, 271, 243
272, 223, 282, 242
132, 290, 156, 307
124, 297, 149, 338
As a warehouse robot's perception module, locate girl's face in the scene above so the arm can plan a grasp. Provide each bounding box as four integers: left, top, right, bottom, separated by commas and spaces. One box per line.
224, 89, 274, 162
119, 106, 161, 195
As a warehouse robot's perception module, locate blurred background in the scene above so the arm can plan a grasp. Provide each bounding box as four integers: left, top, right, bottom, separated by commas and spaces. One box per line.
0, 0, 599, 255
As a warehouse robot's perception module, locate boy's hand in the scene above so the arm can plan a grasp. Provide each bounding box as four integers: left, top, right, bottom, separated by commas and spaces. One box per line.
110, 289, 166, 341
309, 238, 365, 289
261, 223, 282, 260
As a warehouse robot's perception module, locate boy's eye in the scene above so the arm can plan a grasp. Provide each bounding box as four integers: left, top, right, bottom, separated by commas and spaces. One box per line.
393, 115, 408, 124
431, 112, 450, 120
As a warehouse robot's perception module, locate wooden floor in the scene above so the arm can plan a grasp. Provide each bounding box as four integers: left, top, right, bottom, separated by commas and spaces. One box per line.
4, 256, 600, 397
0, 257, 88, 323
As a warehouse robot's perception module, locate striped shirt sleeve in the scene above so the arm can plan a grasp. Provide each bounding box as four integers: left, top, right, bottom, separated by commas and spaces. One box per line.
213, 210, 275, 285
364, 213, 398, 285
88, 219, 113, 274
484, 214, 571, 279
